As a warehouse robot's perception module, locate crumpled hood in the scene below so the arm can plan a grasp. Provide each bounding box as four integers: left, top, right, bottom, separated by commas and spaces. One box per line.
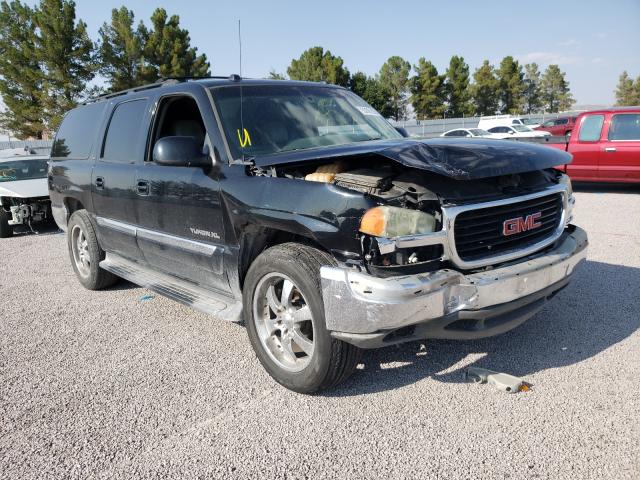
255, 138, 572, 180
0, 178, 49, 198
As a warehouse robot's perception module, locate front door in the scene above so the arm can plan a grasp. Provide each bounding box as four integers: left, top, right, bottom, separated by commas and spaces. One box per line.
92, 98, 149, 260
566, 113, 604, 181
134, 94, 229, 293
598, 113, 640, 182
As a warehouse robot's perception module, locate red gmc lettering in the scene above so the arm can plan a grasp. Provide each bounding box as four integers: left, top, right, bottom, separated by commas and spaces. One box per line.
503, 212, 542, 236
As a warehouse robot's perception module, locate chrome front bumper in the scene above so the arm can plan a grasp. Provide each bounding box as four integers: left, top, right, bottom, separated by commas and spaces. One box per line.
320, 226, 588, 346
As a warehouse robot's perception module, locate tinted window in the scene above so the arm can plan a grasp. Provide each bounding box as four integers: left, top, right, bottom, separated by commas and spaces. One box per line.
102, 100, 147, 163
557, 118, 568, 125
445, 130, 464, 137
609, 114, 640, 141
578, 114, 604, 142
51, 102, 106, 159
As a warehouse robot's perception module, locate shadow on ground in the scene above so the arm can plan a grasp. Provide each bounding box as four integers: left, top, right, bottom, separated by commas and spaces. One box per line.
328, 260, 640, 396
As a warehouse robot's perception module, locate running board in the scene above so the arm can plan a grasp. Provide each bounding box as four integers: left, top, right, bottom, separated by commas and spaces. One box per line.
100, 254, 242, 322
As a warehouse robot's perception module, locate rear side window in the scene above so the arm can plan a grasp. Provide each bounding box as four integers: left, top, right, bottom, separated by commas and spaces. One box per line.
51, 102, 106, 159
609, 114, 640, 141
101, 99, 148, 163
578, 114, 604, 142
556, 118, 568, 125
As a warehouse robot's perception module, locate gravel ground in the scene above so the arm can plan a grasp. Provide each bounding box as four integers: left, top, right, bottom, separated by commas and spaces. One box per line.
1, 185, 639, 479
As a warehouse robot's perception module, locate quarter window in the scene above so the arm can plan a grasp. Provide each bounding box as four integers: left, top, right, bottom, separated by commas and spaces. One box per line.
609, 114, 640, 141
51, 102, 106, 159
578, 114, 604, 142
101, 99, 148, 163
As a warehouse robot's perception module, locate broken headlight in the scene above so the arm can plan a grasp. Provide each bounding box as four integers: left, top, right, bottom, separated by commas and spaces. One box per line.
359, 206, 436, 238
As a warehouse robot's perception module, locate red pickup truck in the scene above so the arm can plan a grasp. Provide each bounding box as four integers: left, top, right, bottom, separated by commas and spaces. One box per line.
542, 107, 640, 183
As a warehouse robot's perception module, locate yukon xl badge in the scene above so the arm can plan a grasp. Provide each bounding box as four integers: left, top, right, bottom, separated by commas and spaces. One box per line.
502, 212, 542, 236
190, 227, 220, 240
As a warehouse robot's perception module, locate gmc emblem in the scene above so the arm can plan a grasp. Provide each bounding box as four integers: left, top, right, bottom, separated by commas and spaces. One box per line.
503, 212, 542, 236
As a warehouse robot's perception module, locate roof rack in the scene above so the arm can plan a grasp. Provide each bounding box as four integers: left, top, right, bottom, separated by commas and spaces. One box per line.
82, 75, 243, 104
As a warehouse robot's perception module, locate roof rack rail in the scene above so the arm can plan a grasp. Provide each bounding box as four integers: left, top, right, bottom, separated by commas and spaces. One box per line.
82, 75, 243, 104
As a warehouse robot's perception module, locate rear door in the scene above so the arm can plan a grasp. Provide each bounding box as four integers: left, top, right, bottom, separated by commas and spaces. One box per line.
598, 112, 640, 182
566, 113, 604, 181
92, 98, 149, 259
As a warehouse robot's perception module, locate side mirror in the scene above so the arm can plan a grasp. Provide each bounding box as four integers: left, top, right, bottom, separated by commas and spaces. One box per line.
152, 136, 211, 168
395, 127, 409, 138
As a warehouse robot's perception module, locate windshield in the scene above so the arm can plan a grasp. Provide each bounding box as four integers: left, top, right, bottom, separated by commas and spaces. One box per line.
211, 85, 401, 158
512, 125, 533, 132
0, 159, 48, 183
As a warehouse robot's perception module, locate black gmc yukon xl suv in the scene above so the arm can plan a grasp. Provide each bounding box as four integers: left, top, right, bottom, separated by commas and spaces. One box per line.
49, 77, 588, 393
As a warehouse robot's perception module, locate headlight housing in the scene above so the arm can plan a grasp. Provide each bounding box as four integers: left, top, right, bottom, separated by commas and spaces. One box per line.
360, 206, 436, 237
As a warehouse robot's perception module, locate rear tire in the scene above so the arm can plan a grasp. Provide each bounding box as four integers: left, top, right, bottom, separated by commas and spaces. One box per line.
243, 243, 362, 393
0, 209, 13, 238
67, 210, 118, 290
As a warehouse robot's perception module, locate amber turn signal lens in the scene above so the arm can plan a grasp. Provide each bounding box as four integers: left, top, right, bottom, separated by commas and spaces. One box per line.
360, 207, 386, 236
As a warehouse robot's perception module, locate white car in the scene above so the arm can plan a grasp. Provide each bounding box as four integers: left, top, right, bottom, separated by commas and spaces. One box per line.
487, 125, 551, 138
0, 151, 51, 237
441, 128, 506, 139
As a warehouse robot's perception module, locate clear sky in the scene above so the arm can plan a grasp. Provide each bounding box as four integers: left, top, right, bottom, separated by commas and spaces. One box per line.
42, 0, 640, 105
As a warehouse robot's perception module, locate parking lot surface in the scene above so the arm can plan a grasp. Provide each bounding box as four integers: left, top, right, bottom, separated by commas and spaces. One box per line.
1, 185, 639, 479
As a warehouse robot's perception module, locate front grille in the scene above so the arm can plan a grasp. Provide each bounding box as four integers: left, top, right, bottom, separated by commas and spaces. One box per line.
453, 193, 563, 262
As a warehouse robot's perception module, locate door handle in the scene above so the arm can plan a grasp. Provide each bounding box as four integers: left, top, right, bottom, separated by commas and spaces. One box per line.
604, 147, 617, 152
95, 176, 104, 189
136, 179, 150, 195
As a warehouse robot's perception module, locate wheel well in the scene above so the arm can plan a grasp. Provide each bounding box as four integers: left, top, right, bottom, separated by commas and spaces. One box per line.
238, 226, 326, 289
63, 198, 85, 225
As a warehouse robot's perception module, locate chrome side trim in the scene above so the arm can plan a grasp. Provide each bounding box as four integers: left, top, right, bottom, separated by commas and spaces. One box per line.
95, 216, 220, 256
137, 226, 218, 256
371, 183, 569, 269
96, 216, 136, 236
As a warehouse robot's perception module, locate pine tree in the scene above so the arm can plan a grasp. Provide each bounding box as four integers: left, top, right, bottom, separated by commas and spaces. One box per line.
445, 55, 473, 117
523, 63, 543, 114
614, 71, 640, 106
541, 64, 574, 112
286, 46, 350, 86
98, 7, 148, 92
470, 60, 499, 116
378, 56, 411, 121
0, 0, 45, 138
496, 56, 525, 114
35, 0, 95, 131
348, 71, 386, 114
410, 58, 445, 119
267, 70, 285, 80
142, 8, 210, 81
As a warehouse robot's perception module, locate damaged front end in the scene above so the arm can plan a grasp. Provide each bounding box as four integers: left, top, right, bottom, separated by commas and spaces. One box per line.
252, 140, 585, 347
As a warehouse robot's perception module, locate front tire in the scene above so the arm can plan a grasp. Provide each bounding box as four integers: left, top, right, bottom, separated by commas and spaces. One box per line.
67, 210, 118, 290
243, 243, 362, 393
0, 209, 13, 238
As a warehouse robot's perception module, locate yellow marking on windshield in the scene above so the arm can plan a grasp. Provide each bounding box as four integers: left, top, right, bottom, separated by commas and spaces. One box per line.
237, 128, 252, 148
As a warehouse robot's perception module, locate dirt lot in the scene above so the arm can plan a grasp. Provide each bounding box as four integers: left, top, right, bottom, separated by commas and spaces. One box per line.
1, 185, 639, 479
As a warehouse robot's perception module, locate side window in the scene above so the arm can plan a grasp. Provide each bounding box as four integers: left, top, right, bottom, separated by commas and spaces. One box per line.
609, 114, 640, 141
578, 114, 605, 142
444, 130, 457, 137
543, 120, 554, 127
51, 102, 106, 159
557, 118, 568, 125
148, 96, 206, 161
102, 99, 147, 163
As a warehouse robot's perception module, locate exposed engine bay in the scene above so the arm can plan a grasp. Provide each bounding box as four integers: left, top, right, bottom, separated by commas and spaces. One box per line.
265, 155, 564, 275
1, 196, 51, 232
